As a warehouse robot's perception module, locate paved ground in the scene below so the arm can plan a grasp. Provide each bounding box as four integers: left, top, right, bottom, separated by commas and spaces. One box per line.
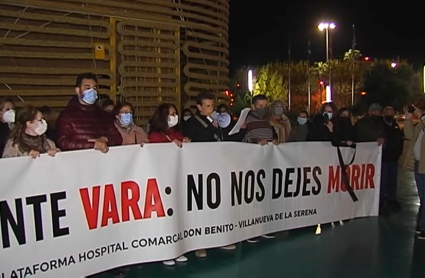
94, 169, 425, 278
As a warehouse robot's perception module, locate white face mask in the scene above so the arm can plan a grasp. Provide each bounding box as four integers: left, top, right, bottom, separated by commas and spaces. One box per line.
183, 115, 191, 121
34, 119, 48, 136
168, 115, 179, 127
2, 109, 15, 123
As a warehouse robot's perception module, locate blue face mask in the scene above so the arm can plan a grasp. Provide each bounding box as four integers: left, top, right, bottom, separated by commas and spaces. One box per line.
120, 113, 133, 125
81, 88, 98, 105
297, 117, 307, 125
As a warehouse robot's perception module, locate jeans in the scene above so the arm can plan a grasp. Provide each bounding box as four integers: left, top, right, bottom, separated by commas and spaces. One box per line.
414, 160, 425, 231
380, 162, 399, 202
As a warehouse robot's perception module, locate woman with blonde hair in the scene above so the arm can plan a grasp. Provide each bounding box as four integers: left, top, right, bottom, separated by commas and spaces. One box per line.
2, 105, 59, 158
269, 99, 291, 143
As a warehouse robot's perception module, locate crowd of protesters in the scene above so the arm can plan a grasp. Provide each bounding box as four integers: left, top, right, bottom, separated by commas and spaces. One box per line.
1, 72, 424, 273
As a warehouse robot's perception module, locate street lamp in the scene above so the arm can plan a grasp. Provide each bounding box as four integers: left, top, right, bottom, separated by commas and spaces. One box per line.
391, 62, 397, 68
318, 22, 336, 101
318, 22, 336, 62
248, 70, 253, 94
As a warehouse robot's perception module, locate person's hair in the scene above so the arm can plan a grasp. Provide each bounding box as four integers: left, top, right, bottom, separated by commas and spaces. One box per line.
150, 103, 179, 134
216, 104, 228, 113
183, 108, 193, 116
299, 110, 309, 117
271, 99, 285, 108
9, 105, 45, 152
0, 97, 14, 111
101, 99, 115, 109
196, 91, 215, 106
338, 107, 351, 117
113, 101, 134, 116
252, 94, 268, 105
319, 102, 338, 115
415, 98, 425, 111
76, 73, 98, 87
369, 103, 382, 112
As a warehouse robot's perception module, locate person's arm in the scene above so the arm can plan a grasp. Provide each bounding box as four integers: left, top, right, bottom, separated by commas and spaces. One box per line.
148, 131, 169, 143
56, 114, 95, 151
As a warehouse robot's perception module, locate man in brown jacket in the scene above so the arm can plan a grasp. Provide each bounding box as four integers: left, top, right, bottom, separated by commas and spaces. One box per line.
403, 98, 425, 239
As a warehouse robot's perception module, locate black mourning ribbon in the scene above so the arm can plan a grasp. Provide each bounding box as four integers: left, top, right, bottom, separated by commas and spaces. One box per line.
333, 142, 358, 202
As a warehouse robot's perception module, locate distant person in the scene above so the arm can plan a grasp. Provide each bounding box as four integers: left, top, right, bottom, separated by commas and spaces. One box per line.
56, 73, 122, 152
289, 110, 310, 142
0, 97, 15, 155
101, 99, 115, 114
180, 108, 193, 135
381, 106, 403, 210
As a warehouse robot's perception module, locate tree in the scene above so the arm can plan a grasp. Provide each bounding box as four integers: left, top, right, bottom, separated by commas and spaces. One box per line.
361, 61, 416, 110
343, 49, 362, 61
253, 63, 287, 101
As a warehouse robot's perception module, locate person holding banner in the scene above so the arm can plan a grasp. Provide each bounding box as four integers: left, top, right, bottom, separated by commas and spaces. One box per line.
55, 73, 122, 152
243, 94, 278, 242
148, 103, 190, 148
2, 105, 59, 158
243, 94, 278, 145
183, 91, 236, 257
113, 101, 149, 145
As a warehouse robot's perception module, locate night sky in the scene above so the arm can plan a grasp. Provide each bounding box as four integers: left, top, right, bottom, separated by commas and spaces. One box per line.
228, 0, 424, 73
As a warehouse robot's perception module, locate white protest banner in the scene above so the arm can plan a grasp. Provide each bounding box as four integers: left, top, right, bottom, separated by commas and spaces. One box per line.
0, 142, 381, 278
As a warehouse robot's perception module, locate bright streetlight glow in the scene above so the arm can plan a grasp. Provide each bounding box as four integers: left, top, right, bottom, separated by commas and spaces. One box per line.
248, 70, 253, 92
318, 22, 336, 31
326, 85, 331, 102
391, 62, 397, 68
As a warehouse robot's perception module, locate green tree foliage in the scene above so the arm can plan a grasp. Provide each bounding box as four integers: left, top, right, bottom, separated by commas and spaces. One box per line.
343, 49, 362, 61
361, 61, 417, 110
253, 63, 287, 101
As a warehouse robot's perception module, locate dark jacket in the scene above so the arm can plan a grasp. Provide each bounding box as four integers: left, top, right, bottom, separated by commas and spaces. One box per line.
222, 119, 246, 142
0, 122, 10, 155
183, 112, 227, 142
289, 123, 310, 142
306, 114, 339, 144
382, 120, 404, 162
56, 97, 122, 151
336, 117, 356, 142
354, 115, 385, 142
